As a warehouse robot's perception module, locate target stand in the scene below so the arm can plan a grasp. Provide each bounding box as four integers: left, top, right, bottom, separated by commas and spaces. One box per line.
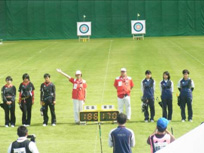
131, 20, 146, 40
78, 36, 90, 42
0, 39, 3, 45
77, 22, 91, 42
132, 34, 144, 40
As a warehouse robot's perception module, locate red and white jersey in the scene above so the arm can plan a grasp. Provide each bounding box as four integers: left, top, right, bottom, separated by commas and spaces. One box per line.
69, 78, 87, 100
114, 76, 134, 98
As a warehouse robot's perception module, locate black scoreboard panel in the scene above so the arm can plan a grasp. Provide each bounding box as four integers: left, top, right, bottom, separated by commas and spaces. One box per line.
80, 112, 98, 121
100, 111, 119, 121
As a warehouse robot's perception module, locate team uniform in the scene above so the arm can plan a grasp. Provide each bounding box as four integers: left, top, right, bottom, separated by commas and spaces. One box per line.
160, 80, 174, 120
40, 82, 56, 125
18, 82, 35, 125
8, 137, 39, 153
177, 78, 195, 121
147, 133, 174, 153
1, 84, 16, 126
69, 77, 87, 123
114, 76, 134, 120
141, 78, 155, 121
109, 126, 135, 153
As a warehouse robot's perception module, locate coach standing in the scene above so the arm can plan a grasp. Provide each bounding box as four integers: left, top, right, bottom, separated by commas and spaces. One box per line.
40, 73, 56, 126
18, 73, 35, 126
178, 69, 195, 122
1, 76, 16, 127
114, 68, 134, 120
56, 69, 87, 124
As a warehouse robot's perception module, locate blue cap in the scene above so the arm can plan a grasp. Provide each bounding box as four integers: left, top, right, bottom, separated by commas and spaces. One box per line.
157, 118, 169, 130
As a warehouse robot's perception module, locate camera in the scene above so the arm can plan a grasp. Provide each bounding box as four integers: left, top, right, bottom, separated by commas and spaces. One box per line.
27, 134, 36, 142
40, 106, 45, 116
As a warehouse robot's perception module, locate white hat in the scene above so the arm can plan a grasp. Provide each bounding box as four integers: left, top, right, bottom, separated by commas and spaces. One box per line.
75, 70, 82, 75
120, 68, 127, 72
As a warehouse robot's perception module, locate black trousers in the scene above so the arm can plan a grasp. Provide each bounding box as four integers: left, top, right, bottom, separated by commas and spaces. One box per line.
21, 97, 32, 125
162, 98, 173, 120
43, 99, 56, 124
4, 102, 16, 125
180, 95, 193, 120
144, 98, 155, 120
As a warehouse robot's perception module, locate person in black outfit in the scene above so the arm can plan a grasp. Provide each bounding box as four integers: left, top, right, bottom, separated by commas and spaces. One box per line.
160, 71, 174, 121
18, 73, 35, 126
40, 73, 56, 126
1, 76, 16, 127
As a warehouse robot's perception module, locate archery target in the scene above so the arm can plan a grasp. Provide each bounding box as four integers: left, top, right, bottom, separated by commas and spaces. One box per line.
77, 22, 91, 36
131, 20, 146, 34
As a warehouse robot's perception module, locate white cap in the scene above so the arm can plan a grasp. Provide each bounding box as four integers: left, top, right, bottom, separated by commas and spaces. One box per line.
120, 68, 127, 72
75, 70, 82, 75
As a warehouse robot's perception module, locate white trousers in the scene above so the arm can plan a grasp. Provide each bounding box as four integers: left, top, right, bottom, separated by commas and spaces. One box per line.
117, 96, 131, 120
73, 99, 84, 123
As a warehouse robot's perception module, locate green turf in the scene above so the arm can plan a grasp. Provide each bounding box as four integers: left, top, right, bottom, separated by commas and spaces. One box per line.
0, 36, 204, 153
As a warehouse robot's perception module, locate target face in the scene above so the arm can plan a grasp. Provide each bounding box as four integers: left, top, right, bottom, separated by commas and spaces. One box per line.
131, 20, 146, 34
77, 22, 91, 36
79, 24, 89, 34
133, 22, 143, 32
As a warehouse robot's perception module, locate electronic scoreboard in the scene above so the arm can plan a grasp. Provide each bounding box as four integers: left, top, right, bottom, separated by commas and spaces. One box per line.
80, 105, 119, 122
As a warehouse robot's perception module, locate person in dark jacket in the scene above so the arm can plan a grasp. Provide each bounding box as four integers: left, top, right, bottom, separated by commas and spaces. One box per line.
1, 76, 16, 127
141, 70, 155, 122
160, 71, 174, 121
40, 73, 56, 126
18, 73, 35, 126
177, 69, 194, 122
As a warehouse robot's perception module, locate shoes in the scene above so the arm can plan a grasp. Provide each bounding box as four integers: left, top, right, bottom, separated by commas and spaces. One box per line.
182, 120, 185, 122
52, 124, 56, 126
25, 124, 30, 127
5, 125, 9, 128
189, 119, 193, 122
145, 120, 148, 123
150, 120, 154, 123
11, 125, 15, 128
43, 124, 47, 127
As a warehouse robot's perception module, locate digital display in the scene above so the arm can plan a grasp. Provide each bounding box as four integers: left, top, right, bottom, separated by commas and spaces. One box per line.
100, 111, 119, 121
80, 112, 98, 121
80, 111, 119, 122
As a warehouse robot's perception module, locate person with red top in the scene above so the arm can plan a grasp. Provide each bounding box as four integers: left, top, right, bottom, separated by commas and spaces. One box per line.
1, 76, 16, 128
114, 68, 134, 120
56, 69, 87, 124
18, 73, 35, 127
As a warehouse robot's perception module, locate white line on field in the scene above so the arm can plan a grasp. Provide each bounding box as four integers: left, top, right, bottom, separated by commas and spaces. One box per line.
167, 39, 204, 66
0, 42, 58, 79
100, 40, 113, 104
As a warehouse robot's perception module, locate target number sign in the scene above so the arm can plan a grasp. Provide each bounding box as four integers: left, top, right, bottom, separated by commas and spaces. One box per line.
77, 22, 91, 36
131, 20, 146, 34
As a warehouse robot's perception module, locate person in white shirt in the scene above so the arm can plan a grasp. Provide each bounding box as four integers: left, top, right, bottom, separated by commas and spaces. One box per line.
8, 126, 39, 153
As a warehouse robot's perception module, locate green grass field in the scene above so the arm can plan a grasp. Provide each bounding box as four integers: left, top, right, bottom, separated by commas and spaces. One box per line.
0, 36, 204, 153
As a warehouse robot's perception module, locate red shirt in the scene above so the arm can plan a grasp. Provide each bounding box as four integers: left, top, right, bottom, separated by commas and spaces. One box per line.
114, 76, 134, 98
69, 78, 87, 100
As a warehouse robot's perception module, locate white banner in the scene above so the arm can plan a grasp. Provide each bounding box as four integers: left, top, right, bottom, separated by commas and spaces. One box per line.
131, 20, 146, 34
77, 22, 91, 36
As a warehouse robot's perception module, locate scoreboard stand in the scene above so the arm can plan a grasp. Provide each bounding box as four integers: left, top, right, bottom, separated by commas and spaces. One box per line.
80, 105, 119, 124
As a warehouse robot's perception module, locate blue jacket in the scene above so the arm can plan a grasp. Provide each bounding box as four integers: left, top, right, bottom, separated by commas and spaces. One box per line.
109, 126, 135, 153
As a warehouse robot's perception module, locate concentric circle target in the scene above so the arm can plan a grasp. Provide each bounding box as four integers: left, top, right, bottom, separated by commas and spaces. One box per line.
133, 22, 143, 32
79, 24, 89, 34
